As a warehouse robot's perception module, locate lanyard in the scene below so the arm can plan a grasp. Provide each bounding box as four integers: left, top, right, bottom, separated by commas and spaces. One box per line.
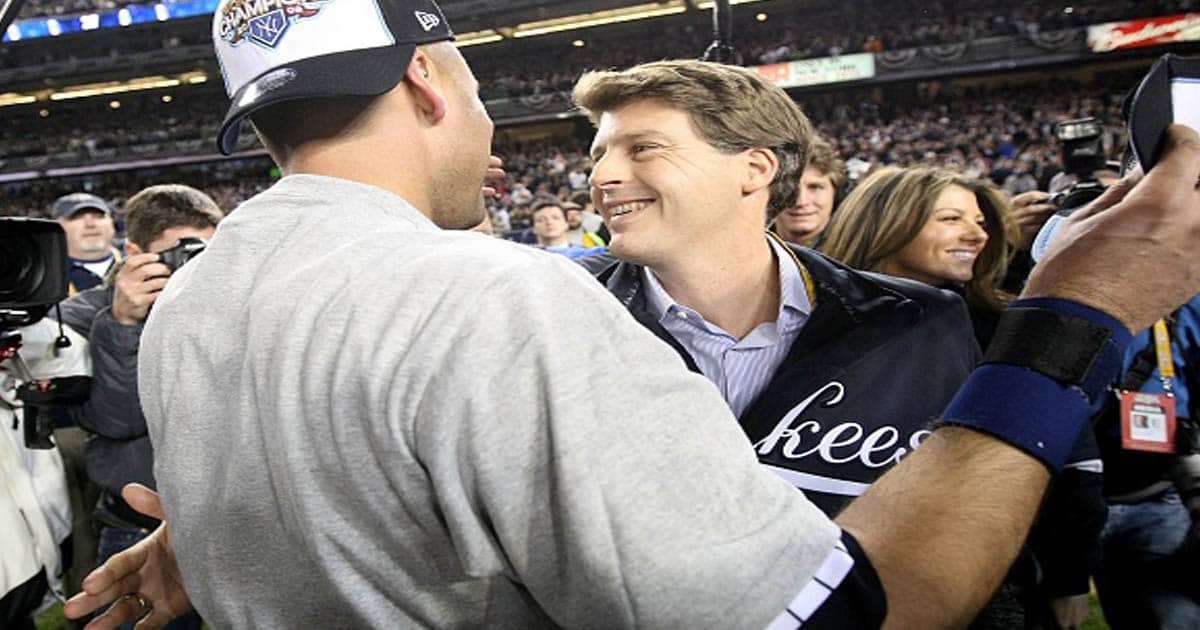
1152, 318, 1176, 395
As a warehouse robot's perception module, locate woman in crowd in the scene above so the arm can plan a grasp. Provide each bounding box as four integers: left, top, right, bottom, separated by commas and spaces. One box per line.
821, 166, 1015, 349
824, 165, 1104, 630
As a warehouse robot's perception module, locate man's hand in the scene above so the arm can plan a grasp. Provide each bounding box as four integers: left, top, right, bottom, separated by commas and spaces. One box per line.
1024, 125, 1200, 333
111, 254, 172, 326
482, 155, 505, 198
63, 484, 193, 629
1009, 190, 1057, 251
1048, 594, 1090, 629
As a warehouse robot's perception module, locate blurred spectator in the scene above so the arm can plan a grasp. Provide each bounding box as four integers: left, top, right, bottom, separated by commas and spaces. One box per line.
529, 199, 605, 260
770, 138, 845, 249
53, 193, 120, 295
562, 201, 605, 248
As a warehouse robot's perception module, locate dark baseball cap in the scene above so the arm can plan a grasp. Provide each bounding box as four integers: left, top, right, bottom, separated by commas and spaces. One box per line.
52, 193, 112, 219
213, 0, 455, 155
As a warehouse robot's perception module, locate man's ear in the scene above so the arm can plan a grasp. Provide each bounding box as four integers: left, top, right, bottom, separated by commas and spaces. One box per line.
741, 147, 779, 196
124, 241, 142, 257
404, 49, 447, 124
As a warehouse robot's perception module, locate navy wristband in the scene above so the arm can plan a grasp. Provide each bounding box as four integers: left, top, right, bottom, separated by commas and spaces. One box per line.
939, 298, 1132, 471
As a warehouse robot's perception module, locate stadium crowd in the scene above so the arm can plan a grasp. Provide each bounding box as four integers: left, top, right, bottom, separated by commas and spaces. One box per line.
4, 2, 1200, 630
1, 77, 1130, 228
4, 0, 1197, 97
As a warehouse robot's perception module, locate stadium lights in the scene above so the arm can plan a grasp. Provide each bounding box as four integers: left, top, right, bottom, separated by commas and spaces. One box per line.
0, 92, 37, 106
39, 71, 206, 103
695, 0, 768, 7
0, 70, 210, 109
499, 0, 769, 41
511, 2, 689, 38
51, 76, 182, 100
455, 29, 504, 47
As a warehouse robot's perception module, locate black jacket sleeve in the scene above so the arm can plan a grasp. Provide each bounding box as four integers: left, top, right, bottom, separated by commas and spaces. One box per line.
80, 305, 148, 441
1030, 431, 1106, 597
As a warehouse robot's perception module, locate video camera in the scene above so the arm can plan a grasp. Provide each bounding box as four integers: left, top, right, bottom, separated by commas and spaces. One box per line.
1, 218, 69, 328
1, 217, 90, 449
1046, 117, 1109, 212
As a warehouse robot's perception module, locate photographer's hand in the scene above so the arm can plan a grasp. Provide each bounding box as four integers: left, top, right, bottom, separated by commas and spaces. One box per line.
1023, 125, 1200, 333
1009, 190, 1056, 251
111, 254, 171, 326
63, 484, 193, 629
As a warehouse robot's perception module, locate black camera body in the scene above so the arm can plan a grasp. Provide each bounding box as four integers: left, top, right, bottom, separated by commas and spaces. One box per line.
1048, 118, 1109, 212
1, 217, 88, 450
0, 217, 69, 327
157, 236, 207, 272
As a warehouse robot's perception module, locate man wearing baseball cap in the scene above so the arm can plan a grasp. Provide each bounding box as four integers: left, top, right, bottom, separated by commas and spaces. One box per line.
65, 0, 1200, 628
53, 192, 119, 295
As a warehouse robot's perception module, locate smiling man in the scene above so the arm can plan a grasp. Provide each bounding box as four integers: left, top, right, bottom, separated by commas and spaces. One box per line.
772, 138, 845, 249
577, 61, 979, 515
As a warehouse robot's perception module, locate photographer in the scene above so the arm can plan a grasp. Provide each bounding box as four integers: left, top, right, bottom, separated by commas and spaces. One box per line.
1089, 297, 1200, 629
57, 185, 219, 630
1025, 113, 1200, 627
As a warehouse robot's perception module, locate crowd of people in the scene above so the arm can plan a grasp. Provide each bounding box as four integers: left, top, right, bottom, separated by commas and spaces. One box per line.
4, 0, 1196, 100
4, 1, 1200, 629
2, 76, 1133, 236
6, 50, 1199, 630
15, 0, 143, 19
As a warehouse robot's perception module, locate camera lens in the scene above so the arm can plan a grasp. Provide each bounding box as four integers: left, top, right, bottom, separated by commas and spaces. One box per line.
0, 235, 45, 303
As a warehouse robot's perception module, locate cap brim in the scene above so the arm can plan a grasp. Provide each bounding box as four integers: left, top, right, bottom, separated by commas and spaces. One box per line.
58, 205, 110, 219
217, 42, 415, 155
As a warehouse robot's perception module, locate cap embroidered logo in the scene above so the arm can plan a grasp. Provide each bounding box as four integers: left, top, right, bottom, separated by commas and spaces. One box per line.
248, 9, 289, 47
414, 10, 439, 31
220, 0, 331, 49
213, 0, 455, 155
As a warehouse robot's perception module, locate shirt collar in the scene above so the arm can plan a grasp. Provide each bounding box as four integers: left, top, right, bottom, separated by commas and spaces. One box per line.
641, 236, 813, 328
769, 235, 813, 331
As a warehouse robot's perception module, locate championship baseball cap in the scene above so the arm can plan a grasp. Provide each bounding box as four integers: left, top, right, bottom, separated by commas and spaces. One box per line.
52, 193, 112, 219
213, 0, 454, 155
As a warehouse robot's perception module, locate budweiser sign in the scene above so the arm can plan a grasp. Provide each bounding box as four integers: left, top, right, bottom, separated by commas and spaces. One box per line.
1088, 13, 1200, 53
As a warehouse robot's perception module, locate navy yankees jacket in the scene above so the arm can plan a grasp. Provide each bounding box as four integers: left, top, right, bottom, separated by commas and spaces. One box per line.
589, 243, 980, 515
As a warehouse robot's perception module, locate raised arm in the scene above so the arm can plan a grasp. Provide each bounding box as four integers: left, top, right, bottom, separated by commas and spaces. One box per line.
838, 125, 1200, 628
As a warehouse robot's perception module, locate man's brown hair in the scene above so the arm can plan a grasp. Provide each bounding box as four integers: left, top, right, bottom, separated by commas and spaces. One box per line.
530, 198, 566, 221
573, 60, 813, 218
806, 138, 847, 190
124, 184, 224, 250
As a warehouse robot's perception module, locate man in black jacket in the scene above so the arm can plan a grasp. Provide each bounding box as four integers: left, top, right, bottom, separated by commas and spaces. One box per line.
574, 63, 1108, 626
57, 184, 221, 629
575, 62, 979, 516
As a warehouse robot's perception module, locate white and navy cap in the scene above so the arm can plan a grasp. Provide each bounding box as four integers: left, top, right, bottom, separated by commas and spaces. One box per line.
213, 0, 454, 155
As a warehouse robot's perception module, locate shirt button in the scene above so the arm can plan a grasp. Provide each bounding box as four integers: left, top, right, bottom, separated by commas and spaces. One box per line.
675, 310, 688, 320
